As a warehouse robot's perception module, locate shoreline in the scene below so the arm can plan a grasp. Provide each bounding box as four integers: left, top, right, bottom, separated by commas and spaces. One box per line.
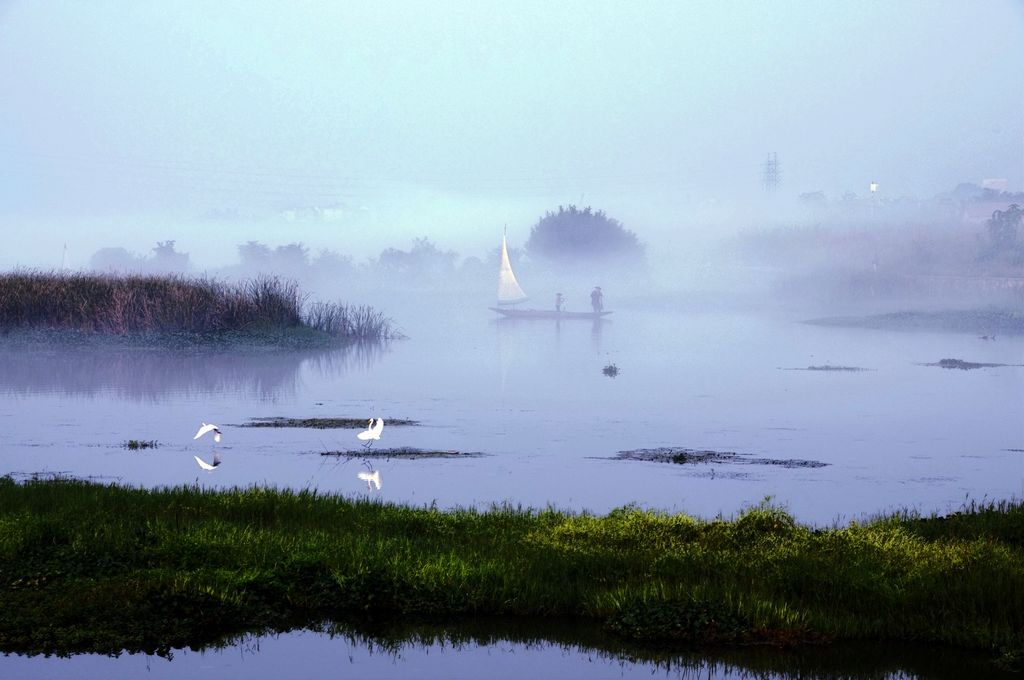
0, 327, 364, 351
804, 308, 1024, 335
1, 477, 1020, 669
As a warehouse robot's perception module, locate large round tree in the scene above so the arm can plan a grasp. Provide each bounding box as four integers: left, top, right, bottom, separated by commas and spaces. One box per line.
525, 205, 645, 264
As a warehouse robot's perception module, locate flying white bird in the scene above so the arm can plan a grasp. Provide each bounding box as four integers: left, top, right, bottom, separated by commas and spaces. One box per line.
194, 452, 221, 471
358, 469, 381, 491
194, 422, 221, 443
356, 418, 384, 447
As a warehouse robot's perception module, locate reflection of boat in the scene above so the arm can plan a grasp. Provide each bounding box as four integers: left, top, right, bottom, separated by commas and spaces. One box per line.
491, 229, 612, 320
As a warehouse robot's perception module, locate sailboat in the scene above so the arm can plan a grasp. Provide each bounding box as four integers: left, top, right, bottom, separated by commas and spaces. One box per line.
488, 230, 612, 320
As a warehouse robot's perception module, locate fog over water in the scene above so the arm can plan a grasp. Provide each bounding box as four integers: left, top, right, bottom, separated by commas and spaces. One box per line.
2, 296, 1021, 525
1, 2, 1023, 675
1, 1, 1022, 269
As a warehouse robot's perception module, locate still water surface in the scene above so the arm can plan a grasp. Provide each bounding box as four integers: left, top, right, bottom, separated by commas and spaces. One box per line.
1, 299, 1021, 677
2, 627, 1014, 680
2, 299, 1020, 523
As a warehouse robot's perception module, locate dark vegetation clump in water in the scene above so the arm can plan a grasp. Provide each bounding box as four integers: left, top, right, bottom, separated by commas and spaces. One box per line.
782, 365, 872, 372
923, 358, 1019, 370
0, 478, 1020, 666
602, 364, 620, 377
318, 447, 485, 459
804, 309, 1024, 335
240, 417, 418, 429
122, 440, 158, 450
611, 447, 829, 469
0, 271, 399, 344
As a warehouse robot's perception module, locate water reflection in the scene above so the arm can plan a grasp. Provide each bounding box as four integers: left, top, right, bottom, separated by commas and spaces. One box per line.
313, 618, 1010, 680
0, 342, 387, 402
2, 619, 1010, 680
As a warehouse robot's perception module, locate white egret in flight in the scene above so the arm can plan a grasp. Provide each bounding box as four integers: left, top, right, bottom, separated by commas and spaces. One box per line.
194, 453, 221, 471
194, 422, 221, 443
356, 418, 384, 448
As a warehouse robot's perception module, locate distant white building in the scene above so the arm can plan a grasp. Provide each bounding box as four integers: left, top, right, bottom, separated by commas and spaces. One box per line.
280, 203, 349, 222
981, 178, 1009, 192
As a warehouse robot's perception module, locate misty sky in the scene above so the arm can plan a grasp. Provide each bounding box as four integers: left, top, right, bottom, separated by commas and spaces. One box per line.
1, 1, 1022, 269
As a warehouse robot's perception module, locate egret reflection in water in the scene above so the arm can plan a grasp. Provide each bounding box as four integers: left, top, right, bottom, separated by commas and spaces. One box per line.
358, 468, 381, 491
194, 452, 221, 471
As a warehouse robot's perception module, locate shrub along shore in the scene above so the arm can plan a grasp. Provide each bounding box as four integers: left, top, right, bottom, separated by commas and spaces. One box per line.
0, 271, 398, 344
0, 477, 1021, 664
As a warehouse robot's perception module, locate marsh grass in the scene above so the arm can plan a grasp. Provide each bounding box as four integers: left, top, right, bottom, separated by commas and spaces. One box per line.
0, 478, 1021, 661
0, 271, 399, 342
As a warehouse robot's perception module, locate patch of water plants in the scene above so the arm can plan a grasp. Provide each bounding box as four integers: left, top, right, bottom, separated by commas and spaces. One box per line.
610, 447, 829, 468
0, 478, 1020, 666
781, 365, 872, 372
122, 440, 158, 450
318, 447, 485, 459
922, 358, 1022, 370
240, 417, 418, 429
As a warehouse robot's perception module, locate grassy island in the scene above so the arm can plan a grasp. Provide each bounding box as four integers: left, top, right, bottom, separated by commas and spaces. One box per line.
805, 309, 1024, 336
0, 271, 399, 346
0, 478, 1021, 666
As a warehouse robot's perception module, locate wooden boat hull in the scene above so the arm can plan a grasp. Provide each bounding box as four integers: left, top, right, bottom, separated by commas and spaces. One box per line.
489, 308, 612, 320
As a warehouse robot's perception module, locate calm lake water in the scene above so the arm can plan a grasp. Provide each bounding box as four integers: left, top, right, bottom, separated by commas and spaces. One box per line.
2, 626, 1015, 680
2, 296, 1021, 524
1, 295, 1022, 677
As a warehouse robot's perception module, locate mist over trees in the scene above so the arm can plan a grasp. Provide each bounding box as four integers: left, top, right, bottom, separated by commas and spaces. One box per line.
377, 237, 458, 278
525, 206, 646, 265
731, 183, 1024, 309
85, 235, 483, 293
985, 204, 1022, 261
89, 241, 191, 273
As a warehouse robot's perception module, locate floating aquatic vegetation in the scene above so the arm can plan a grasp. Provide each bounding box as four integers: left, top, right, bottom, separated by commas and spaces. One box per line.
922, 358, 1019, 370
610, 447, 829, 469
782, 365, 872, 372
319, 447, 485, 459
240, 417, 418, 429
123, 440, 158, 450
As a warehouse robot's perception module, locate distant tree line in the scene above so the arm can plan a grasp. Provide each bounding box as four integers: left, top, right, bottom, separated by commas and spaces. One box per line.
983, 204, 1023, 264
86, 205, 647, 282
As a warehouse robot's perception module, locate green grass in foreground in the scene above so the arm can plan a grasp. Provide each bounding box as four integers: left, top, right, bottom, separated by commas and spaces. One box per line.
0, 477, 1021, 660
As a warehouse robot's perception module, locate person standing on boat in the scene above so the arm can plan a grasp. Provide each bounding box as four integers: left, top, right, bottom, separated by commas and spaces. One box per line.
590, 286, 603, 313
555, 292, 564, 312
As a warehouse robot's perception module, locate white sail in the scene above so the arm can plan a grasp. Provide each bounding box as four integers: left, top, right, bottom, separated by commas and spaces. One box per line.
497, 232, 528, 305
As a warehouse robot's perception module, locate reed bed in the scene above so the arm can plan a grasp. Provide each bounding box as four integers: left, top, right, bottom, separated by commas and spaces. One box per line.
0, 271, 397, 342
0, 477, 1020, 662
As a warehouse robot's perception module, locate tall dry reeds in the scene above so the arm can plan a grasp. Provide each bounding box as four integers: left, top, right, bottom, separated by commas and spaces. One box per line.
303, 301, 402, 341
0, 271, 396, 341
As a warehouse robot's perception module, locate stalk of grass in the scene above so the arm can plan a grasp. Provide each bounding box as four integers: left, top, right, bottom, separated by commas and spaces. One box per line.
0, 478, 1021, 659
